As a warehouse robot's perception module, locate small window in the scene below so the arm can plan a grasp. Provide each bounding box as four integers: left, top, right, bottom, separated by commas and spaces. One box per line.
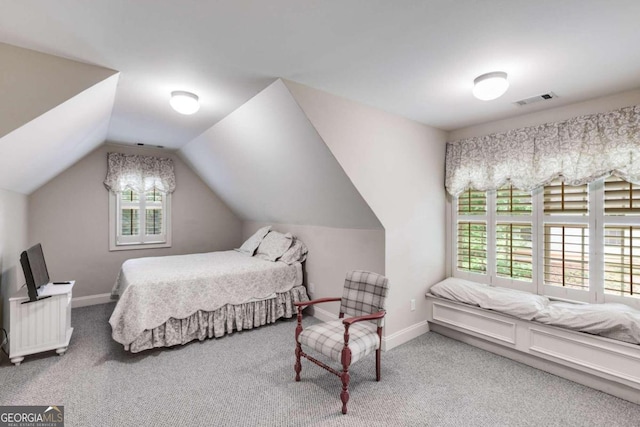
109, 187, 171, 251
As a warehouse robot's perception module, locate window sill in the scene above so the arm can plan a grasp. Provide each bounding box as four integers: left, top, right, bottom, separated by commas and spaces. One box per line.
109, 242, 171, 252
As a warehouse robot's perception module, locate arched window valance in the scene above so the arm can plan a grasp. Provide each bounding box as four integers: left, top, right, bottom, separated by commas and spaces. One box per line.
445, 104, 640, 196
103, 152, 176, 194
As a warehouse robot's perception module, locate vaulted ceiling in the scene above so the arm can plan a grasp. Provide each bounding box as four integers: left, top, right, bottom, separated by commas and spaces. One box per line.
2, 1, 640, 150
2, 0, 640, 232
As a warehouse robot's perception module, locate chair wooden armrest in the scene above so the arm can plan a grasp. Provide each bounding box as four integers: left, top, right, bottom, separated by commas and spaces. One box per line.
342, 310, 386, 326
294, 297, 341, 308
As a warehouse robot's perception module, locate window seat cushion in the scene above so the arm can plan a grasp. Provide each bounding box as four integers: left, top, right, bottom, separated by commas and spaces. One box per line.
428, 277, 550, 321
534, 302, 640, 345
427, 278, 640, 345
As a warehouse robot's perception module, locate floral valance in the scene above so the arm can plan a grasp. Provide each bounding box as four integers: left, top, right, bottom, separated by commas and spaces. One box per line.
103, 152, 176, 194
445, 104, 640, 196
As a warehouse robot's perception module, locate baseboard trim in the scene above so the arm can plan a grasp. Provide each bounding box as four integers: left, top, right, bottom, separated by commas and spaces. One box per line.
382, 320, 430, 351
312, 306, 337, 322
72, 293, 112, 308
312, 307, 429, 352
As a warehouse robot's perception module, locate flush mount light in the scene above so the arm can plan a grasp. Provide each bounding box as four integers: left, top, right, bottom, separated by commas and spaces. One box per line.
170, 91, 200, 115
472, 72, 509, 101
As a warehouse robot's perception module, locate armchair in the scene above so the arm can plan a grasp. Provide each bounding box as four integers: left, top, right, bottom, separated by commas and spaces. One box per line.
294, 270, 389, 414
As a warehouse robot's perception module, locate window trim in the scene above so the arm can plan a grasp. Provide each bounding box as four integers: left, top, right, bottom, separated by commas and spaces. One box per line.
108, 190, 172, 251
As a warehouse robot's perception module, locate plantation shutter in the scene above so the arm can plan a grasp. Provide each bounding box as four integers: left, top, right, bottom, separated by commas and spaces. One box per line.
543, 179, 588, 215
603, 177, 640, 297
495, 186, 533, 280
496, 186, 532, 214
604, 177, 640, 215
457, 189, 487, 274
604, 226, 639, 297
457, 222, 487, 274
457, 189, 486, 215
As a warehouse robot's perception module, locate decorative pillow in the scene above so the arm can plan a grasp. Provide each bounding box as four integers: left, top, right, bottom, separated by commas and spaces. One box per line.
279, 237, 308, 264
236, 226, 271, 256
255, 231, 293, 262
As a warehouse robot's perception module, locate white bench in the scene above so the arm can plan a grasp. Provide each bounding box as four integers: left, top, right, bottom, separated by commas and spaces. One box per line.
425, 278, 640, 404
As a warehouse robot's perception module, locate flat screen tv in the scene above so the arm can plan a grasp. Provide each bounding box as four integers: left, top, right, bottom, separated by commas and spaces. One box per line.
20, 243, 51, 302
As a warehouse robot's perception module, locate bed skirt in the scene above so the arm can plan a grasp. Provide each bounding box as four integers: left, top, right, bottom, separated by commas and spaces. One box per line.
125, 285, 309, 353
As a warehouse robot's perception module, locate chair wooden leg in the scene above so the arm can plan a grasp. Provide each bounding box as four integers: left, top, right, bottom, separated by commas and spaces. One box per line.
376, 326, 382, 381
340, 368, 350, 415
294, 307, 303, 381
341, 326, 352, 414
295, 344, 302, 382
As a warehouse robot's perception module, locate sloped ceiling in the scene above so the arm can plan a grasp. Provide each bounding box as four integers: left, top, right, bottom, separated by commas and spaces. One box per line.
180, 79, 381, 230
0, 73, 119, 194
0, 42, 117, 139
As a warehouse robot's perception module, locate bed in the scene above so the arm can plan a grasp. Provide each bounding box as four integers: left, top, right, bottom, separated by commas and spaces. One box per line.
109, 227, 309, 352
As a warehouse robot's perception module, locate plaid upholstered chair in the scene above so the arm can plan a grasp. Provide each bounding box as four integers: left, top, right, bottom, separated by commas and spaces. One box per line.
294, 270, 389, 414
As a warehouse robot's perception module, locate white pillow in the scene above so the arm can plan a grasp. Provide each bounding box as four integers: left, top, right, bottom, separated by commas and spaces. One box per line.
236, 226, 271, 256
255, 231, 293, 262
279, 237, 308, 264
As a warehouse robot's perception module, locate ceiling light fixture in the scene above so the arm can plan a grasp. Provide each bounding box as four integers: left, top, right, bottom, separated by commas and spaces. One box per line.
170, 91, 200, 115
472, 72, 509, 101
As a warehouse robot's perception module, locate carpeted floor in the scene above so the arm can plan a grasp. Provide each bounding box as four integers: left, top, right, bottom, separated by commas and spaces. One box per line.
1, 303, 639, 426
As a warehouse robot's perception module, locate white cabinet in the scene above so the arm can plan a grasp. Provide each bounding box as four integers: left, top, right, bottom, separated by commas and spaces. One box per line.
9, 281, 74, 366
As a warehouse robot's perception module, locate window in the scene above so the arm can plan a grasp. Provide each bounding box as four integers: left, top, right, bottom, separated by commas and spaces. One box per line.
109, 187, 171, 251
602, 177, 640, 299
456, 189, 487, 275
496, 186, 532, 282
451, 177, 640, 308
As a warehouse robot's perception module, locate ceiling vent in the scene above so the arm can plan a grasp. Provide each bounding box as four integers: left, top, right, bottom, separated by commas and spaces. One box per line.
514, 92, 558, 106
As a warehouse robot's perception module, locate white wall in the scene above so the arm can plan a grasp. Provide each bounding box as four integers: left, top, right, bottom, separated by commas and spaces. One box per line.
0, 74, 119, 195
180, 79, 382, 230
449, 89, 640, 140
0, 189, 28, 346
28, 143, 243, 300
285, 80, 448, 348
243, 221, 385, 316
0, 42, 116, 139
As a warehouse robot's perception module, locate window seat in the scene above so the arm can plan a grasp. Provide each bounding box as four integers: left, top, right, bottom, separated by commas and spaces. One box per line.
425, 278, 640, 404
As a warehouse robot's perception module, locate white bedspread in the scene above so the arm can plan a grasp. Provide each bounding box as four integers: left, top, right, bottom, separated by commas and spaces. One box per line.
109, 250, 302, 345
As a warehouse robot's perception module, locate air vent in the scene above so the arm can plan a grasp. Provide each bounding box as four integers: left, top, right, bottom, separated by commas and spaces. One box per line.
514, 92, 558, 106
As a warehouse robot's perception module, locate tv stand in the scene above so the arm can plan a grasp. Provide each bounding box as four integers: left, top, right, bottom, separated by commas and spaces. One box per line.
9, 281, 74, 366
